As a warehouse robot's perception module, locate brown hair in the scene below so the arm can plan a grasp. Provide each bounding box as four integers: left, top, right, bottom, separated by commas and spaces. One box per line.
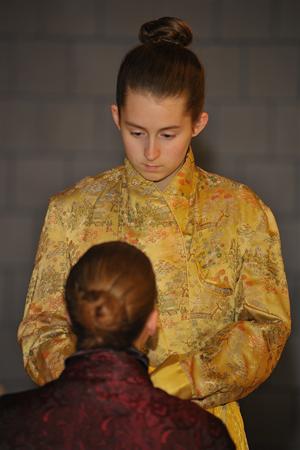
65, 241, 157, 350
116, 17, 205, 122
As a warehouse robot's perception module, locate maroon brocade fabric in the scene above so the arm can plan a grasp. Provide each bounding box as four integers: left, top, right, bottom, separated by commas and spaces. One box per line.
0, 349, 235, 450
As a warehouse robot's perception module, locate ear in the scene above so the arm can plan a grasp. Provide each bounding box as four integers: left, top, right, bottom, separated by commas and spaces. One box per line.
145, 309, 158, 337
192, 112, 208, 137
111, 104, 121, 130
133, 309, 158, 351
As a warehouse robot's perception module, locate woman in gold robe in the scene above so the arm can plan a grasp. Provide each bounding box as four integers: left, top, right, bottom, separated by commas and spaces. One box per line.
18, 17, 290, 450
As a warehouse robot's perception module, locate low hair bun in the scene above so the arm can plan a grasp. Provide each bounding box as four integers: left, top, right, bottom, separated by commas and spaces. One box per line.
139, 17, 192, 47
79, 288, 123, 333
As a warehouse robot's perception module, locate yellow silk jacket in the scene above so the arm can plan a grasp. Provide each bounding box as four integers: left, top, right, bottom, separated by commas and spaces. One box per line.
18, 150, 291, 450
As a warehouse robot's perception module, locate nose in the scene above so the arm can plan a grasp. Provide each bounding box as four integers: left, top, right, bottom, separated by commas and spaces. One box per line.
144, 138, 160, 161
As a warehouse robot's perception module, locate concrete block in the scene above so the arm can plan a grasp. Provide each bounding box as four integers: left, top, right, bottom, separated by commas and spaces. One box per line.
192, 135, 214, 170
279, 220, 300, 274
275, 106, 300, 158
0, 375, 35, 396
0, 100, 38, 148
5, 267, 31, 323
289, 417, 300, 450
73, 44, 127, 96
0, 214, 34, 264
104, 1, 157, 38
279, 0, 300, 38
296, 163, 300, 218
0, 0, 38, 33
241, 386, 293, 449
243, 358, 300, 450
198, 46, 240, 97
65, 141, 124, 188
105, 0, 214, 39
42, 0, 97, 36
15, 159, 65, 208
161, 0, 213, 38
0, 272, 4, 321
0, 159, 8, 207
0, 375, 36, 395
0, 324, 30, 382
196, 104, 221, 151
39, 102, 95, 151
238, 161, 296, 216
193, 107, 249, 181
200, 150, 240, 182
16, 42, 67, 94
248, 46, 298, 98
219, 105, 268, 156
67, 157, 114, 187
220, 0, 270, 38
277, 336, 300, 389
193, 107, 241, 180
0, 44, 14, 92
94, 104, 124, 156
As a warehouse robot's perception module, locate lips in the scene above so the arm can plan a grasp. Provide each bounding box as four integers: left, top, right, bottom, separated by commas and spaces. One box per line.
143, 164, 161, 172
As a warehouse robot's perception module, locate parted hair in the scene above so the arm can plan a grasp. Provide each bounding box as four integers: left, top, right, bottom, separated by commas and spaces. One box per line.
65, 241, 157, 350
116, 16, 205, 122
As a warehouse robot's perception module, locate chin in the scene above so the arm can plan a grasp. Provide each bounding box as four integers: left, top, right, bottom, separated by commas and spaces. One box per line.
142, 173, 165, 182
136, 170, 161, 181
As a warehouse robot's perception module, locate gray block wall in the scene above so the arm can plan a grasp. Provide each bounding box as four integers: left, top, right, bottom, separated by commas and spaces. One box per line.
0, 1, 299, 449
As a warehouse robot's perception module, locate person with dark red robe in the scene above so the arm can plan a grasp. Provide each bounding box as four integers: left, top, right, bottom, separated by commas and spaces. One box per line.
0, 241, 235, 450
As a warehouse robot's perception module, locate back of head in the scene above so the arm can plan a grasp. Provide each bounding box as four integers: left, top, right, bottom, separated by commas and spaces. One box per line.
65, 241, 157, 350
116, 17, 205, 122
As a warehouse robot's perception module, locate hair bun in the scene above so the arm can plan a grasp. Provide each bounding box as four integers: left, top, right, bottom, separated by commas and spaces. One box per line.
139, 17, 192, 47
79, 288, 123, 332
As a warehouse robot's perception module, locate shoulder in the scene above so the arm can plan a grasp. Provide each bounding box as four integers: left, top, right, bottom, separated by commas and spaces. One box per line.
195, 166, 276, 229
33, 166, 125, 232
150, 386, 223, 429
52, 165, 124, 206
41, 166, 125, 226
148, 388, 234, 448
196, 166, 258, 203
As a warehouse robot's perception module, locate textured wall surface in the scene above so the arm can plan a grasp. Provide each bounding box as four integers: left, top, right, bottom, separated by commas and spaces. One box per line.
0, 1, 299, 449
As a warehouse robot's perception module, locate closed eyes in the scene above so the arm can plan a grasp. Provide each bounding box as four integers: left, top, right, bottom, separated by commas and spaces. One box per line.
130, 131, 176, 139
130, 131, 144, 137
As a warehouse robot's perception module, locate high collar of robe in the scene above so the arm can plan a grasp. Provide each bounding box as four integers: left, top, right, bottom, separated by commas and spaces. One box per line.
63, 347, 150, 384
124, 147, 197, 202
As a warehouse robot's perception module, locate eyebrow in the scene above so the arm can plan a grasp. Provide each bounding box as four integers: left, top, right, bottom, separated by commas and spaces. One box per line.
124, 121, 181, 131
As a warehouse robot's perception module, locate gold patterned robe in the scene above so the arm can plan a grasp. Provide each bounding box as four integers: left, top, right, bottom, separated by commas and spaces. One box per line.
18, 150, 291, 450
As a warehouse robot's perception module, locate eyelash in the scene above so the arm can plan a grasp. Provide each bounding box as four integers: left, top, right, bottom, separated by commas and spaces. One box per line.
162, 134, 175, 139
130, 131, 144, 137
130, 131, 175, 139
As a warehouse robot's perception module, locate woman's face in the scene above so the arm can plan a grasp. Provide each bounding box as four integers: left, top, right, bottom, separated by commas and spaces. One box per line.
111, 90, 208, 189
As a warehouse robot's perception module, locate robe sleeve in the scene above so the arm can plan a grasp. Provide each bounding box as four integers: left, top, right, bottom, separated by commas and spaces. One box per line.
17, 198, 76, 385
151, 200, 291, 409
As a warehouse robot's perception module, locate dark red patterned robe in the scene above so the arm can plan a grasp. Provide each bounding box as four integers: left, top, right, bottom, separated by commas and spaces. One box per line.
0, 348, 235, 449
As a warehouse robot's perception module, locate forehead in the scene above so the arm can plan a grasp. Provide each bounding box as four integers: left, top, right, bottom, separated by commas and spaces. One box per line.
122, 89, 190, 124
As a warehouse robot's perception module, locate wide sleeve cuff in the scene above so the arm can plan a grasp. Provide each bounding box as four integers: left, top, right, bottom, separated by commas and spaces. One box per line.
150, 354, 193, 399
